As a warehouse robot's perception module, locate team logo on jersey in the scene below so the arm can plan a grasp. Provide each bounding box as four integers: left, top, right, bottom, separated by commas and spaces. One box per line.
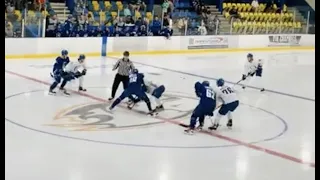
44, 92, 196, 131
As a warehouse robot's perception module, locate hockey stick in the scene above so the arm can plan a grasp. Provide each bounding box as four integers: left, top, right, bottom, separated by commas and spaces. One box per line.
235, 79, 244, 85
178, 103, 223, 128
178, 76, 248, 128
235, 74, 250, 85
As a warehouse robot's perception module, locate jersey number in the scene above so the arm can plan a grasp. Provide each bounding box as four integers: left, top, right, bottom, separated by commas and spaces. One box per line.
222, 87, 234, 94
129, 76, 137, 83
206, 89, 214, 99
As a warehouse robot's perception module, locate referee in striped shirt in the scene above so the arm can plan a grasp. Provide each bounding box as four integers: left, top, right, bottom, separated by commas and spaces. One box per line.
108, 51, 135, 100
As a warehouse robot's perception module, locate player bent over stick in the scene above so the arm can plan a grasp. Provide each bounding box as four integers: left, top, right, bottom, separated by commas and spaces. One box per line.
184, 81, 216, 135
108, 69, 156, 116
49, 50, 70, 95
127, 79, 165, 112
242, 53, 265, 91
208, 78, 239, 131
49, 54, 87, 96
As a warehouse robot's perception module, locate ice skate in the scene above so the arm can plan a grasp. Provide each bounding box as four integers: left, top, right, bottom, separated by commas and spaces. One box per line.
59, 88, 70, 96
226, 119, 232, 129
208, 124, 219, 131
184, 128, 194, 135
127, 101, 136, 110
79, 86, 87, 91
155, 105, 164, 112
48, 89, 56, 95
147, 110, 156, 116
196, 123, 204, 131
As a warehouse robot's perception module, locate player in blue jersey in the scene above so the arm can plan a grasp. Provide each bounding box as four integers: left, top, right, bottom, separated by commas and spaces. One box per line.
184, 81, 216, 135
49, 50, 71, 95
108, 69, 156, 116
127, 80, 165, 111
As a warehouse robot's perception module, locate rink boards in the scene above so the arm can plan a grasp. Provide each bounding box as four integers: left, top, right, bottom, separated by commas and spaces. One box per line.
5, 34, 315, 59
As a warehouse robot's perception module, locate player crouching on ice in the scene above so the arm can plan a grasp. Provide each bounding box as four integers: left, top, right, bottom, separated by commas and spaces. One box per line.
208, 78, 239, 131
108, 69, 156, 116
241, 53, 264, 92
127, 79, 165, 112
49, 49, 70, 95
49, 54, 87, 96
184, 81, 216, 135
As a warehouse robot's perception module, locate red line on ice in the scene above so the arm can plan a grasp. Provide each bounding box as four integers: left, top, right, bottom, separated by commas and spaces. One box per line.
5, 70, 315, 168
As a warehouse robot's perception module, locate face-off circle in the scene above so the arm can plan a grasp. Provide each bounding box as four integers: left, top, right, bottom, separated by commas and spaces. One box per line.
5, 88, 288, 149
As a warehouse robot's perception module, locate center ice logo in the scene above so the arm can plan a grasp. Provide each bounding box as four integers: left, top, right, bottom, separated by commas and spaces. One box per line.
45, 92, 196, 131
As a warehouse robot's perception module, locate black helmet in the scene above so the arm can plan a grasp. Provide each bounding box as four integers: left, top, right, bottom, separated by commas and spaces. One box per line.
123, 51, 130, 56
78, 54, 86, 60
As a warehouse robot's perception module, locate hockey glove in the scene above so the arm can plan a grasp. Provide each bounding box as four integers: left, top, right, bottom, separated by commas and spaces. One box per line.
73, 71, 82, 78
82, 69, 87, 75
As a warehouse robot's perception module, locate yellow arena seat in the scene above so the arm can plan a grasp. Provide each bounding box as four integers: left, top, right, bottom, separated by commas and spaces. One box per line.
222, 3, 227, 10
135, 11, 141, 18
111, 11, 117, 18
105, 1, 111, 9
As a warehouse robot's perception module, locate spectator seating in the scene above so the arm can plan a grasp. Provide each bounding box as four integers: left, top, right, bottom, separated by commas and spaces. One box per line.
222, 2, 303, 34
171, 4, 199, 20
171, 9, 199, 20
5, 0, 55, 37
170, 0, 203, 35
7, 1, 54, 21
232, 20, 302, 34
86, 0, 153, 25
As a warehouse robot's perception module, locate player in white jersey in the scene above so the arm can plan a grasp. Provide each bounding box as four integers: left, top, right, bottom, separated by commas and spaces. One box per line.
144, 80, 165, 110
127, 79, 165, 111
64, 54, 87, 92
209, 78, 239, 130
242, 53, 265, 91
59, 54, 87, 95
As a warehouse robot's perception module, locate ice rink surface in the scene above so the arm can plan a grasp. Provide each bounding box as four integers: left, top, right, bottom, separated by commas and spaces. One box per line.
5, 50, 315, 180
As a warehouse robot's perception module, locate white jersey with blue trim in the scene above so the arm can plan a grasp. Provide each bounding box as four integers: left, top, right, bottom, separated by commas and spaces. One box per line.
144, 80, 158, 94
215, 85, 238, 104
64, 61, 84, 73
243, 59, 264, 75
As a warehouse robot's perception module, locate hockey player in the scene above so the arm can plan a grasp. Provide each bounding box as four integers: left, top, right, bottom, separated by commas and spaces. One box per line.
209, 78, 239, 131
49, 50, 70, 95
127, 80, 165, 111
75, 54, 87, 92
59, 54, 87, 95
109, 69, 155, 116
242, 53, 265, 91
184, 81, 216, 135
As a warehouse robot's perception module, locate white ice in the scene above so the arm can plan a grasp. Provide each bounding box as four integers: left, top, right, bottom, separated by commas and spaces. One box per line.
5, 50, 315, 180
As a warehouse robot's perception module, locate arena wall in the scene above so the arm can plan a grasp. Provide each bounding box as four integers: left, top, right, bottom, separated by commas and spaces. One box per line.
5, 34, 314, 59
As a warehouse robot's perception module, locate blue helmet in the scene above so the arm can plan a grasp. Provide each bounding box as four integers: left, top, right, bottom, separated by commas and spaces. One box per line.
61, 50, 68, 56
131, 69, 138, 73
202, 80, 210, 86
78, 54, 86, 61
216, 78, 225, 87
247, 53, 253, 58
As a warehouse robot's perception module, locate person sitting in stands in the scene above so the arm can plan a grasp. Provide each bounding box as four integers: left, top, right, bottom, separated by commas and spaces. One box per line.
151, 16, 162, 36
